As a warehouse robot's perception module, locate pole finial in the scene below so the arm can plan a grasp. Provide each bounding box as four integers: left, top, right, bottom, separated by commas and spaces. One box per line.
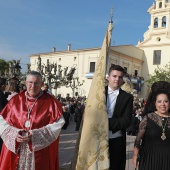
109, 6, 113, 23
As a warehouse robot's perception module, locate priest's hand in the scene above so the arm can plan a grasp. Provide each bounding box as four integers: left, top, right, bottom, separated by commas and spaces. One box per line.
16, 130, 32, 143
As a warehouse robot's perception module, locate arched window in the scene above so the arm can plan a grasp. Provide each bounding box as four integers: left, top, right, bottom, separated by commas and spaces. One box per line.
159, 2, 162, 8
154, 18, 158, 28
162, 16, 166, 27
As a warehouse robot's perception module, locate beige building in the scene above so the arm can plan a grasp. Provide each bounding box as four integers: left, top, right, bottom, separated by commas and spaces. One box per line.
30, 45, 143, 97
30, 0, 170, 98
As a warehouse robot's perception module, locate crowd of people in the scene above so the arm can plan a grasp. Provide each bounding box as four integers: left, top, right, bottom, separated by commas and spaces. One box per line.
0, 66, 170, 170
58, 96, 86, 131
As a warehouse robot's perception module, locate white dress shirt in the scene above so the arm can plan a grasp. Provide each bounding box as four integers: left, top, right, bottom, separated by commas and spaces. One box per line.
107, 86, 123, 139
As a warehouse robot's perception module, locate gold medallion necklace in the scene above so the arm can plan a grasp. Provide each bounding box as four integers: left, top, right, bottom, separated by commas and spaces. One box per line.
160, 115, 169, 140
25, 91, 43, 129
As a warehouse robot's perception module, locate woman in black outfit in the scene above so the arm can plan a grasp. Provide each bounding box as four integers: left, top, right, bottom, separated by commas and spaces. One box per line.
132, 81, 170, 170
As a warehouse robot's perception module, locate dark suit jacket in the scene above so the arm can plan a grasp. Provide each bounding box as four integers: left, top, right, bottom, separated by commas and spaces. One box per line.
105, 86, 133, 142
0, 89, 8, 153
0, 90, 8, 112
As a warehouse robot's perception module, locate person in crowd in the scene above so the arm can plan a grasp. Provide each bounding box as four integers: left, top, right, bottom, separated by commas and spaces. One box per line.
0, 78, 8, 153
74, 102, 83, 131
70, 100, 75, 121
127, 107, 142, 136
0, 71, 65, 170
18, 81, 26, 91
62, 106, 70, 130
66, 93, 71, 101
138, 98, 144, 108
106, 65, 133, 170
126, 116, 139, 136
6, 78, 20, 101
137, 76, 142, 94
132, 81, 170, 170
65, 100, 71, 113
73, 100, 78, 108
135, 107, 143, 122
0, 78, 8, 111
42, 83, 52, 95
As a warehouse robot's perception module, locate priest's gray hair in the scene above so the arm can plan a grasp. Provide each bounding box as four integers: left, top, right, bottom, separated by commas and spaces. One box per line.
26, 71, 43, 82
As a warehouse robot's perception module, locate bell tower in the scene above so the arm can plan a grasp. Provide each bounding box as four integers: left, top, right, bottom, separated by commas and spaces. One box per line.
136, 0, 170, 98
137, 0, 170, 45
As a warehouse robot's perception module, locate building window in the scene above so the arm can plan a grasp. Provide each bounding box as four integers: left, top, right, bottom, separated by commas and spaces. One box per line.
154, 18, 158, 28
159, 2, 162, 8
89, 62, 95, 72
134, 70, 138, 77
162, 16, 166, 27
153, 50, 161, 65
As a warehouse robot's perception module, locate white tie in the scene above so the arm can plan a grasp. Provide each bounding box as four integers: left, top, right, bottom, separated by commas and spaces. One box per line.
108, 89, 119, 95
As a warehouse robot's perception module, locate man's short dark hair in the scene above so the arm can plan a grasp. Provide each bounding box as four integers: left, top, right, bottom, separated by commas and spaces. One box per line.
0, 78, 6, 88
108, 65, 125, 75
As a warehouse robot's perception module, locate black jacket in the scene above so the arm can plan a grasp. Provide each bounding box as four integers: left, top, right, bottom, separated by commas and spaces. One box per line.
105, 86, 133, 140
0, 90, 8, 112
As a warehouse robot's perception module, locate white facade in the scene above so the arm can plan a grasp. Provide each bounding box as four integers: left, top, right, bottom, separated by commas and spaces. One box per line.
30, 45, 143, 97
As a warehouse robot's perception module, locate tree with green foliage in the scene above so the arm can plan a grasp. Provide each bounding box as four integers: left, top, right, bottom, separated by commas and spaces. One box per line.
0, 59, 9, 76
146, 62, 170, 86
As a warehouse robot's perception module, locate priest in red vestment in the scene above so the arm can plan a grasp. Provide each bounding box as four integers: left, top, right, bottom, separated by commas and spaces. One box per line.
0, 71, 65, 170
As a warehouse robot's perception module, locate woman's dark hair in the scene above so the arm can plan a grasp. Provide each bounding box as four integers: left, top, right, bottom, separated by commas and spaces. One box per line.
143, 81, 170, 116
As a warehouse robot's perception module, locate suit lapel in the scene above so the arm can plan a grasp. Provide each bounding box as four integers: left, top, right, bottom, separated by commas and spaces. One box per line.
105, 86, 125, 117
105, 86, 108, 103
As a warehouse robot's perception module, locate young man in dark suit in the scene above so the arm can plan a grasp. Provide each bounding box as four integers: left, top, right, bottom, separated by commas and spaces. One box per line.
106, 65, 133, 170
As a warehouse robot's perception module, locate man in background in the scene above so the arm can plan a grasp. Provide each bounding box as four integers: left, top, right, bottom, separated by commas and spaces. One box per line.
43, 83, 52, 95
0, 78, 8, 111
0, 78, 8, 153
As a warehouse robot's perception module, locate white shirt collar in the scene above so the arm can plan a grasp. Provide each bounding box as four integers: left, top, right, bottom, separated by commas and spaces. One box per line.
108, 86, 120, 96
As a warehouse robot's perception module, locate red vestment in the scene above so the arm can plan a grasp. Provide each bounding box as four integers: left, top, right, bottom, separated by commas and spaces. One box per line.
0, 90, 62, 170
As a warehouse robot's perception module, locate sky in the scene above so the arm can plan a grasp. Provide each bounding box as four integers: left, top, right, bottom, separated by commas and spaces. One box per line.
0, 0, 154, 73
